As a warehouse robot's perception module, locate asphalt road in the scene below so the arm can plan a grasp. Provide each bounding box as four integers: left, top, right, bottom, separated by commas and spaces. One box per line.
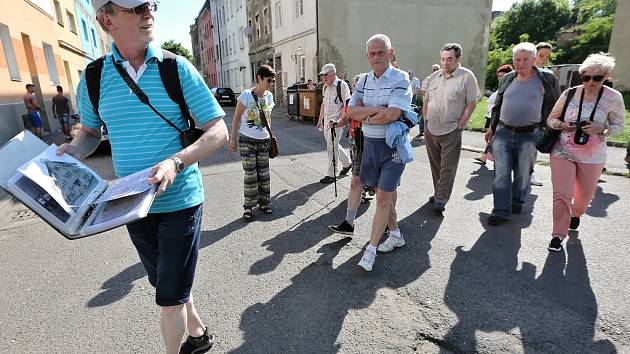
0, 106, 628, 353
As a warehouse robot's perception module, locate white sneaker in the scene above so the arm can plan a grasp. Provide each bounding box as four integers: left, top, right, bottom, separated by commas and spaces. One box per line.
358, 249, 376, 271
530, 173, 543, 186
377, 233, 405, 253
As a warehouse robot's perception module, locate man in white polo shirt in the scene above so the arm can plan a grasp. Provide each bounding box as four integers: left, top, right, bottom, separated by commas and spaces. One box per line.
346, 34, 412, 272
317, 63, 352, 183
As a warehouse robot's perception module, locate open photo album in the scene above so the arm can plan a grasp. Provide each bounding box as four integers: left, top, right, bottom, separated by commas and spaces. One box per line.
0, 131, 157, 239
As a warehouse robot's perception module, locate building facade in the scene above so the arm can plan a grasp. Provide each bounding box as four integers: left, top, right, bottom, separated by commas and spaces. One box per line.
246, 0, 273, 85
220, 0, 251, 93
317, 0, 492, 90
191, 1, 218, 88
608, 0, 630, 91
270, 0, 317, 104
0, 0, 106, 144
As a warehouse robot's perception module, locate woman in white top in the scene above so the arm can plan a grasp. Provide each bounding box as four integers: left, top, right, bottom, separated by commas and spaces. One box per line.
229, 65, 276, 222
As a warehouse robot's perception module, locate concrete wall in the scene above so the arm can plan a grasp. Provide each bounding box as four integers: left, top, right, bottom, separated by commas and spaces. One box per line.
608, 0, 630, 91
317, 0, 491, 89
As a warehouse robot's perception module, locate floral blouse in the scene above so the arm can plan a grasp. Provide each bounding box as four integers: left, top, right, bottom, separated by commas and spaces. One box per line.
237, 89, 275, 140
547, 85, 625, 164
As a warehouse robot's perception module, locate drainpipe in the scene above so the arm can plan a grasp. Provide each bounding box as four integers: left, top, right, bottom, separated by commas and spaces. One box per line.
315, 0, 319, 72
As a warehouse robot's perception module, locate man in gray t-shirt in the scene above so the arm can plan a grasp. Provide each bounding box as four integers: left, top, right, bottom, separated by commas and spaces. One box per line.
52, 86, 71, 138
485, 42, 560, 225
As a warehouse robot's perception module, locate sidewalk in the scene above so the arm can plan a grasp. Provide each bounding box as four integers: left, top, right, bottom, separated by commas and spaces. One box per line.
458, 129, 629, 176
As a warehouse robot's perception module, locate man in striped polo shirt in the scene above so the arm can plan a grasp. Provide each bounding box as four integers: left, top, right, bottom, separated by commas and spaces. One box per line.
56, 1, 228, 353
346, 34, 412, 272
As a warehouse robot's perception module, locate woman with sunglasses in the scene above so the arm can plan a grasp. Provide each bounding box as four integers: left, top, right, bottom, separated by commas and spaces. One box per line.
229, 65, 276, 222
546, 53, 625, 252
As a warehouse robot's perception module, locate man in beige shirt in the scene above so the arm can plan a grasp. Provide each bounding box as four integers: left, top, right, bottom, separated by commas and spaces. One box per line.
423, 43, 480, 213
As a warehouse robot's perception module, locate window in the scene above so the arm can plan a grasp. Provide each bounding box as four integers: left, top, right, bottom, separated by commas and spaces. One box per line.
81, 20, 89, 41
293, 0, 303, 18
274, 2, 282, 28
90, 28, 97, 47
230, 0, 234, 17
42, 43, 60, 85
0, 23, 21, 81
216, 44, 219, 61
54, 1, 64, 26
239, 27, 244, 49
67, 11, 77, 33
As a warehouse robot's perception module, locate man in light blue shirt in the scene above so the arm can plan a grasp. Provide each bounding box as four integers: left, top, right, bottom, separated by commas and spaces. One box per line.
345, 34, 412, 272
57, 1, 228, 353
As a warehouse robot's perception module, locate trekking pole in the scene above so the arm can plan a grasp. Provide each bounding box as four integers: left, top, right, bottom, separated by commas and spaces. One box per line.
330, 122, 338, 197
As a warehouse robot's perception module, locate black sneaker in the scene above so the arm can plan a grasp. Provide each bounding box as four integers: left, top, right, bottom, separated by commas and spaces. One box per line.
547, 237, 563, 252
320, 176, 336, 184
569, 217, 580, 230
511, 203, 522, 214
339, 165, 351, 176
488, 215, 509, 225
180, 327, 214, 354
433, 202, 445, 214
428, 196, 435, 203
328, 220, 354, 235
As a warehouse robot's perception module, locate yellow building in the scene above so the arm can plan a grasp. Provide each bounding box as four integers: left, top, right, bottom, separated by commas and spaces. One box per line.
0, 0, 107, 144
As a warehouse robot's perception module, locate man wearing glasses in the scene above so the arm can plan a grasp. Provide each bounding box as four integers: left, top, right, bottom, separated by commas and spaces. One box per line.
317, 63, 352, 184
56, 1, 228, 353
485, 42, 560, 225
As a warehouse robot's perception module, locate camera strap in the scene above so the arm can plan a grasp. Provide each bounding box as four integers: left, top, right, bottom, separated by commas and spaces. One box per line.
113, 61, 186, 134
576, 86, 604, 125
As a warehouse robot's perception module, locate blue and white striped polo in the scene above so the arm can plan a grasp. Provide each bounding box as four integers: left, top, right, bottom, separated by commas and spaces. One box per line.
77, 41, 225, 213
349, 65, 412, 138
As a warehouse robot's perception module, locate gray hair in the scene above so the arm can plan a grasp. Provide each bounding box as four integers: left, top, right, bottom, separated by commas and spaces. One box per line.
512, 42, 536, 57
96, 2, 116, 32
579, 53, 616, 75
431, 64, 440, 71
366, 34, 392, 52
441, 43, 462, 59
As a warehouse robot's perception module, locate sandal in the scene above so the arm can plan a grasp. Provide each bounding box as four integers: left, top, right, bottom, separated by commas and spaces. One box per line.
260, 205, 273, 214
243, 209, 253, 222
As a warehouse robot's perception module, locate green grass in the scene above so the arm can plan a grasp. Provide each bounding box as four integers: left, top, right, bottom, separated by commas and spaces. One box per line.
468, 96, 630, 146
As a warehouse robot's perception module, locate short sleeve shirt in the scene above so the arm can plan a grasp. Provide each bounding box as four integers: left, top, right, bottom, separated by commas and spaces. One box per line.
322, 78, 351, 127
425, 66, 480, 136
52, 94, 70, 116
237, 89, 274, 139
77, 41, 225, 213
349, 65, 412, 138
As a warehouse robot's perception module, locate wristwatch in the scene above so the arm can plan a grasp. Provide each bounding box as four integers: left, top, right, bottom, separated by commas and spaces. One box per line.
169, 155, 185, 174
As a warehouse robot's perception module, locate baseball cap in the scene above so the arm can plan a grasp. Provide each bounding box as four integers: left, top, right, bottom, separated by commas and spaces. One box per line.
92, 0, 149, 12
319, 63, 336, 75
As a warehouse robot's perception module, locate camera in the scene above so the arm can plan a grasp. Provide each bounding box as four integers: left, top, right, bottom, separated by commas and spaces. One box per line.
573, 120, 590, 145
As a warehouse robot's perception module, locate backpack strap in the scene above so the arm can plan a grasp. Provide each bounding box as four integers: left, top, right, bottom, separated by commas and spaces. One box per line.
335, 81, 342, 104
158, 49, 195, 128
85, 56, 106, 116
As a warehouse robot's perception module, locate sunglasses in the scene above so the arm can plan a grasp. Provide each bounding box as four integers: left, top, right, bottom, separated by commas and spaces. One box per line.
119, 2, 158, 15
264, 78, 275, 84
581, 75, 605, 82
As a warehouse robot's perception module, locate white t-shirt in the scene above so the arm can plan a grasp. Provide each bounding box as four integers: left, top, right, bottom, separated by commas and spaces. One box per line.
237, 89, 275, 140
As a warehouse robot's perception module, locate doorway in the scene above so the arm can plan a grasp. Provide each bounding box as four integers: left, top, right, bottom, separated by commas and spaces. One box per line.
21, 33, 51, 132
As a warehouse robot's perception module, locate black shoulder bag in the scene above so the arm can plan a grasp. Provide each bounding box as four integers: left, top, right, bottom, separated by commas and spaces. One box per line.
251, 91, 278, 158
112, 61, 205, 148
536, 87, 577, 153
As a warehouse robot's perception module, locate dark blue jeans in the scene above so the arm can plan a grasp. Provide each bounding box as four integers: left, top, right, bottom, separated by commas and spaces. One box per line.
491, 127, 538, 218
126, 204, 203, 306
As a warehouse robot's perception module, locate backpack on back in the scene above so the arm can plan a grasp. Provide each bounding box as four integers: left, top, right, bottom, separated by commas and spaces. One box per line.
84, 49, 193, 124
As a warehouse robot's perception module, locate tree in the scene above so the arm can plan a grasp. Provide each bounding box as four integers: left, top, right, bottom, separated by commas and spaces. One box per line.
161, 40, 193, 62
491, 0, 571, 48
486, 46, 514, 90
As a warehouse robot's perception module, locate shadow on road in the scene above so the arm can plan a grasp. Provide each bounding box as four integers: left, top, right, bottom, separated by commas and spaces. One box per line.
440, 211, 614, 353
464, 164, 493, 201
230, 203, 443, 353
586, 186, 620, 218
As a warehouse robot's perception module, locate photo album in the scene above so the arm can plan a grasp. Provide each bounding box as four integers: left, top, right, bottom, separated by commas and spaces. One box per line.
0, 131, 157, 239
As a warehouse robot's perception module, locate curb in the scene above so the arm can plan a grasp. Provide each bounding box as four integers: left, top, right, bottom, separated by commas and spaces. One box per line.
465, 127, 629, 148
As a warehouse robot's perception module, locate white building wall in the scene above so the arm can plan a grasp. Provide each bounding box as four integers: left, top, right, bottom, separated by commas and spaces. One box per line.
214, 0, 251, 93
271, 0, 317, 94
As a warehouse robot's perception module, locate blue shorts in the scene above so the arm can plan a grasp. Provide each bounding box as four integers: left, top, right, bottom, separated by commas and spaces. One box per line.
126, 204, 203, 306
359, 137, 405, 192
28, 111, 43, 128
58, 113, 70, 125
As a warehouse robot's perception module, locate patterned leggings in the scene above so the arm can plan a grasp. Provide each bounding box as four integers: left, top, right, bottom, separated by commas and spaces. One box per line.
238, 135, 271, 209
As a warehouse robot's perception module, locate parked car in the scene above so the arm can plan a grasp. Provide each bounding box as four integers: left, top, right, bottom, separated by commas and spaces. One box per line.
211, 87, 237, 106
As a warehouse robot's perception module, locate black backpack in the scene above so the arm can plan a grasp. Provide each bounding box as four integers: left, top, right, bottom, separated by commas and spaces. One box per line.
84, 49, 193, 123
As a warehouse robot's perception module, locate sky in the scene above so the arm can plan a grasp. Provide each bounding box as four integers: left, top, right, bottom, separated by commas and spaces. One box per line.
153, 0, 523, 51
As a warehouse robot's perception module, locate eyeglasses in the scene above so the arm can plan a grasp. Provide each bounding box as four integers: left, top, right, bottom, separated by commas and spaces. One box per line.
581, 75, 605, 82
119, 2, 158, 15
265, 78, 275, 84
